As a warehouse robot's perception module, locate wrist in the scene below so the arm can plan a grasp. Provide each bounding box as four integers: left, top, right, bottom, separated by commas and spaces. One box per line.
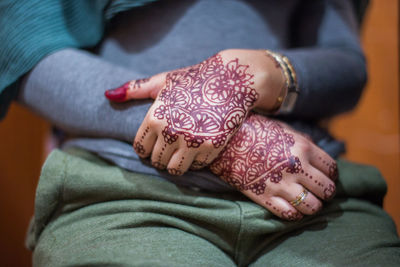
252, 51, 287, 112
254, 50, 299, 114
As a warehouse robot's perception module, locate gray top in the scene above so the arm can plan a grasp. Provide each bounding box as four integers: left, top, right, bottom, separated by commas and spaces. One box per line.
19, 0, 365, 191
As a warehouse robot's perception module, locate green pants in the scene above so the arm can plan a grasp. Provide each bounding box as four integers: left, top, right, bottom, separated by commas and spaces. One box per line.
27, 148, 400, 267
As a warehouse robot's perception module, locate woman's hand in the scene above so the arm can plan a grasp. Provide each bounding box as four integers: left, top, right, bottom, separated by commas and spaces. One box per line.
105, 49, 285, 175
210, 113, 338, 221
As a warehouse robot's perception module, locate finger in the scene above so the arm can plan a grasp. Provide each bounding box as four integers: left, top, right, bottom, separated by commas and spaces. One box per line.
298, 165, 337, 201
309, 144, 338, 181
277, 183, 322, 215
133, 123, 157, 158
265, 196, 304, 221
105, 72, 166, 102
151, 138, 177, 170
190, 150, 220, 170
167, 149, 196, 176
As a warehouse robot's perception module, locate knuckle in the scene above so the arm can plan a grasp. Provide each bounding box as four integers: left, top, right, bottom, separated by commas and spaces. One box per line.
151, 160, 166, 170
281, 209, 303, 221
167, 167, 183, 176
298, 140, 312, 153
328, 162, 339, 181
133, 141, 147, 157
324, 183, 336, 200
147, 115, 161, 127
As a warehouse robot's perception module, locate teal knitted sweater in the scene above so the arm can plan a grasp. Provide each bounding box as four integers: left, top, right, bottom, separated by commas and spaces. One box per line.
0, 0, 155, 119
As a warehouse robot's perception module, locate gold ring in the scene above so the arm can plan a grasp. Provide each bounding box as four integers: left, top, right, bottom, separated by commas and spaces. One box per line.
290, 189, 309, 206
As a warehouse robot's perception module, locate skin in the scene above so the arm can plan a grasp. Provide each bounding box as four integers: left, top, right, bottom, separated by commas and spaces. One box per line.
105, 49, 338, 219
210, 113, 337, 220
105, 49, 285, 175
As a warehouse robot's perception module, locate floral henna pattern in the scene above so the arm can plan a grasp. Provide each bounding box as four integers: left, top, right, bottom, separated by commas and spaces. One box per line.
210, 113, 302, 195
154, 54, 258, 148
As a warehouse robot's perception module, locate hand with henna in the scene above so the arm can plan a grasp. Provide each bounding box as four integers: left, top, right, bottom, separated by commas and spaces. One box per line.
210, 113, 338, 221
105, 49, 286, 175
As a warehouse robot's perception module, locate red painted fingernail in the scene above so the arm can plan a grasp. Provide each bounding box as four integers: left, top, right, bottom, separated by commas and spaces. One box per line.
104, 82, 129, 102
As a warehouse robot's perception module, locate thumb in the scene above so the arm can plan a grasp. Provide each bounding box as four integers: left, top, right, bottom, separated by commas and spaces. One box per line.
105, 72, 166, 102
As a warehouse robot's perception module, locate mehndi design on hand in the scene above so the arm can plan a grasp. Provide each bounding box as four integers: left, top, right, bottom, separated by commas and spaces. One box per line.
211, 114, 301, 194
154, 54, 258, 148
210, 113, 338, 220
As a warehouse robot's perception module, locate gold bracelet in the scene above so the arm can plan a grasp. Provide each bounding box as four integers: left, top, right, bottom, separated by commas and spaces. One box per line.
265, 49, 299, 114
265, 50, 289, 113
281, 55, 298, 89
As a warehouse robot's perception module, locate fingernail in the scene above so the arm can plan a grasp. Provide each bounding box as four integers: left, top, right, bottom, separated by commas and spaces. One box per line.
104, 82, 129, 102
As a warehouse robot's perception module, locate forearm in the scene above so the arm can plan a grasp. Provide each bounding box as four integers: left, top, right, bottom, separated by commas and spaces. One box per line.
275, 0, 367, 119
280, 47, 366, 119
18, 48, 151, 141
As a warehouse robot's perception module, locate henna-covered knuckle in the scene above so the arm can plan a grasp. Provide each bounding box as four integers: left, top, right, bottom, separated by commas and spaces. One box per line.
133, 125, 152, 157
191, 152, 213, 170
328, 161, 339, 181
151, 161, 166, 170
167, 168, 183, 176
133, 141, 146, 157
190, 160, 209, 170
281, 210, 303, 221
323, 183, 336, 200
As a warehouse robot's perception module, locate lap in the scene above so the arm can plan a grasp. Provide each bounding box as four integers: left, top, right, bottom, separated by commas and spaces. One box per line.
250, 198, 400, 266
34, 223, 234, 267
30, 148, 400, 266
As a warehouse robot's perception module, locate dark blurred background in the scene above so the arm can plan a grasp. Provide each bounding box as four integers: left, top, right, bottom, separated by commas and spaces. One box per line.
0, 0, 398, 266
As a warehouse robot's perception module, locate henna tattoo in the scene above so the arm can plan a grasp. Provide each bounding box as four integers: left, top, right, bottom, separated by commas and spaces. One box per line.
191, 160, 208, 170
210, 114, 302, 195
304, 167, 336, 201
301, 201, 321, 213
151, 161, 166, 170
318, 157, 339, 181
177, 156, 185, 169
105, 78, 150, 102
133, 141, 145, 155
324, 184, 336, 200
281, 210, 303, 221
132, 78, 150, 89
266, 201, 282, 213
168, 168, 182, 176
154, 54, 258, 148
134, 127, 150, 156
329, 162, 338, 181
191, 153, 210, 170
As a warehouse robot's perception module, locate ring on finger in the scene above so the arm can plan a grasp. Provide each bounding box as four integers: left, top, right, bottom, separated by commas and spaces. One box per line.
290, 189, 309, 207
